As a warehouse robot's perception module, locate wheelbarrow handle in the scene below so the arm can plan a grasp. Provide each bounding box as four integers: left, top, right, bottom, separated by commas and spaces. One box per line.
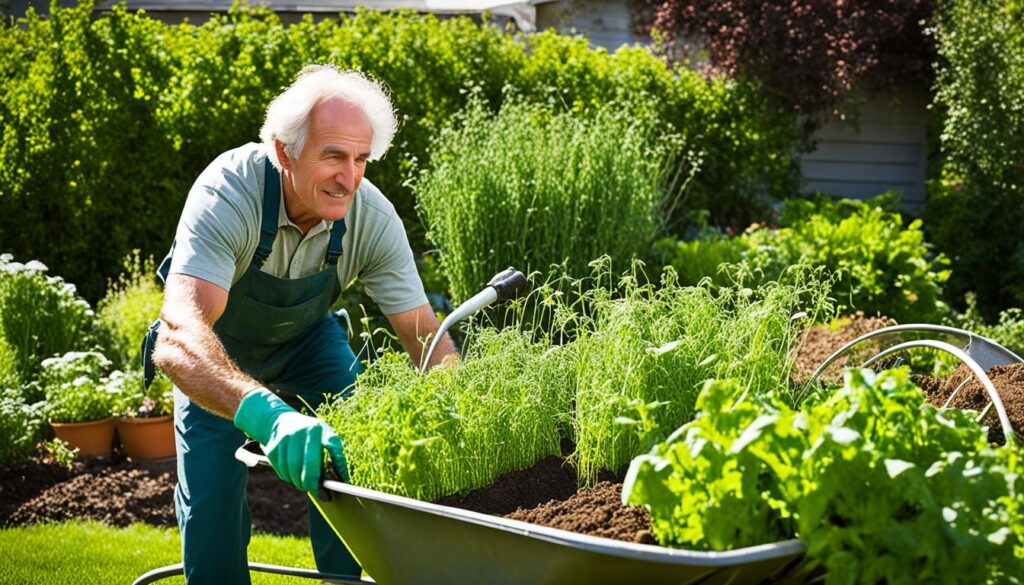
234, 441, 338, 502
235, 441, 270, 468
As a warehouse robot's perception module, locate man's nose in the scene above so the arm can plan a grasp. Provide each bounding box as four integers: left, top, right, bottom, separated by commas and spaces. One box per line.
336, 160, 356, 190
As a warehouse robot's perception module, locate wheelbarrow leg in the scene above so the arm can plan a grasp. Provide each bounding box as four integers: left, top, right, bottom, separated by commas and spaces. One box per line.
131, 562, 368, 585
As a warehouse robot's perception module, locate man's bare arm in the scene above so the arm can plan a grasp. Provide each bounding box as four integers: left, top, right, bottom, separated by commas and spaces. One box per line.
152, 273, 260, 419
386, 303, 459, 369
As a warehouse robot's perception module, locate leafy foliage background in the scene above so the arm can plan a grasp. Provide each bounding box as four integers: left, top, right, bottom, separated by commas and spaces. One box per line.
0, 3, 799, 301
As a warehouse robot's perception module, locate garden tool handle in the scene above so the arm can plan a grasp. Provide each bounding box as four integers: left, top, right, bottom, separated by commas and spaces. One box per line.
487, 267, 528, 303
421, 267, 527, 370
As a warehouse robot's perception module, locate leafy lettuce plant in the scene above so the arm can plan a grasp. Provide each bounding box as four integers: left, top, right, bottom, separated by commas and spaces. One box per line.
624, 368, 1024, 584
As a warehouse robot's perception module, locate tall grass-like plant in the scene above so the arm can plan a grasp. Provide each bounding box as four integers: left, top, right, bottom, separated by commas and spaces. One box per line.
416, 95, 681, 304
319, 326, 573, 501
571, 260, 833, 485
96, 252, 164, 370
0, 255, 94, 386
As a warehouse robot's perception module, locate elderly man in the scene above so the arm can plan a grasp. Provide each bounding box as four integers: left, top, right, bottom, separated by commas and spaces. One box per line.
149, 65, 457, 583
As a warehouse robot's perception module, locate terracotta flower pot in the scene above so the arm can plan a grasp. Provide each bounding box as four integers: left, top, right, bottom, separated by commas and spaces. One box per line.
50, 418, 116, 456
116, 415, 176, 460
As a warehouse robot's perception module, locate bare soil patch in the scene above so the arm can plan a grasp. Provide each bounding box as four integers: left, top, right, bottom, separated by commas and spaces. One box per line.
0, 451, 311, 536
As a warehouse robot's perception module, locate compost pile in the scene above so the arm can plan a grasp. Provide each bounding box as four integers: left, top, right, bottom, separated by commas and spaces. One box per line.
916, 362, 1024, 444
791, 312, 896, 383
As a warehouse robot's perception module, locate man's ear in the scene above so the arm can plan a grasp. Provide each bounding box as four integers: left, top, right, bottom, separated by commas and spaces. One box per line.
274, 140, 293, 172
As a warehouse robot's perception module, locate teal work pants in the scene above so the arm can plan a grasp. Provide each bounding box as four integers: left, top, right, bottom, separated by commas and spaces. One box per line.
173, 315, 363, 584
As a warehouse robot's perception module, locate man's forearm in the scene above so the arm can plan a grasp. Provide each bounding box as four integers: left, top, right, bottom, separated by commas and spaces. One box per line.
152, 315, 259, 419
387, 303, 461, 370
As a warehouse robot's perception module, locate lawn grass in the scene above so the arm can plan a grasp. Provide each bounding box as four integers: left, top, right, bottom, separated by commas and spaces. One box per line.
0, 521, 316, 584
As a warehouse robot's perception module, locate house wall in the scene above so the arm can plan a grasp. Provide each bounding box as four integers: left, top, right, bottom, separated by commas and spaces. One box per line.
798, 86, 930, 214
534, 0, 638, 51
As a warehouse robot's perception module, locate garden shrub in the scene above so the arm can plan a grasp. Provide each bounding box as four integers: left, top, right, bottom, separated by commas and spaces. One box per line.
415, 96, 678, 304
0, 254, 95, 388
929, 0, 1024, 317
0, 387, 44, 469
653, 195, 951, 323
649, 0, 936, 125
96, 252, 164, 370
0, 4, 799, 301
0, 4, 183, 302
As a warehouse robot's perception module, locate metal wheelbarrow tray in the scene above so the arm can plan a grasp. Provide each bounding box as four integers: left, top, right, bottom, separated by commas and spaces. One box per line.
236, 442, 804, 584
307, 476, 804, 585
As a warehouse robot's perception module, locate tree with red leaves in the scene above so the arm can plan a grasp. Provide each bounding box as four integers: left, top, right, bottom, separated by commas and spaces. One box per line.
650, 0, 935, 124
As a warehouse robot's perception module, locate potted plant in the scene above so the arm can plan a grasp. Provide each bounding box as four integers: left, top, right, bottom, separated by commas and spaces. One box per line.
110, 370, 175, 460
42, 352, 116, 456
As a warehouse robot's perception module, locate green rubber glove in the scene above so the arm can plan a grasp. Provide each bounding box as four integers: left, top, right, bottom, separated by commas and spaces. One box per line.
234, 387, 349, 492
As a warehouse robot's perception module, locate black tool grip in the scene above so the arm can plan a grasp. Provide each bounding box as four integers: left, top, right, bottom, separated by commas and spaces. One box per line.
487, 268, 527, 302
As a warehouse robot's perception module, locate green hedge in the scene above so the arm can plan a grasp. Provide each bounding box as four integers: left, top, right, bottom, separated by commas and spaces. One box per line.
929, 0, 1024, 317
0, 3, 798, 301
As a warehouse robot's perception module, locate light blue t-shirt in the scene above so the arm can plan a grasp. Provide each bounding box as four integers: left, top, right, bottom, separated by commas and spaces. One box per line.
168, 143, 427, 315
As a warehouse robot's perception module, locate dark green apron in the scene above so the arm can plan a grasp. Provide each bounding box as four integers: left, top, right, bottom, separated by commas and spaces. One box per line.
147, 158, 362, 584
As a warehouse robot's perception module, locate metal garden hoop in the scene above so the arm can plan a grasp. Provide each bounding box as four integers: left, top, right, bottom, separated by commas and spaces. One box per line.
807, 324, 1021, 446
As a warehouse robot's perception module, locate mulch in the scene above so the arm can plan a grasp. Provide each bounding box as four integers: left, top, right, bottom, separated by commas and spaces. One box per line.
791, 312, 896, 384
0, 450, 311, 536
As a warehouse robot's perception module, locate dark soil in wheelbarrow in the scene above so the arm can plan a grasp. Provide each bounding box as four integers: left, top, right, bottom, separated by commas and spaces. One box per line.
436, 450, 657, 545
915, 362, 1024, 445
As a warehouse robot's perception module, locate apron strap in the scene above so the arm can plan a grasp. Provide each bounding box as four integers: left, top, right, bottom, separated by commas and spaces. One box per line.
252, 159, 281, 269
326, 219, 346, 266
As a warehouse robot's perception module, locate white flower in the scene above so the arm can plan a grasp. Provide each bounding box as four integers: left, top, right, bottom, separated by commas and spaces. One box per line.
4, 262, 25, 274
24, 260, 48, 272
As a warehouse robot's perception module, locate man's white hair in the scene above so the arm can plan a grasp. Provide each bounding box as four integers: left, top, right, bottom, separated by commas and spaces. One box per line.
260, 64, 398, 169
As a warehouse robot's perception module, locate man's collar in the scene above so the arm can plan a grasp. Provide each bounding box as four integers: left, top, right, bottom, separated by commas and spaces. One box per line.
278, 190, 332, 236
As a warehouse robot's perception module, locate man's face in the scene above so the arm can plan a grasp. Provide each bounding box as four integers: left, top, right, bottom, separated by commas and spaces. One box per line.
278, 98, 372, 232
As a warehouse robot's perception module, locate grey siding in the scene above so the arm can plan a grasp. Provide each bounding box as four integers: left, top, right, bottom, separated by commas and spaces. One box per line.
535, 0, 637, 50
799, 87, 930, 214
